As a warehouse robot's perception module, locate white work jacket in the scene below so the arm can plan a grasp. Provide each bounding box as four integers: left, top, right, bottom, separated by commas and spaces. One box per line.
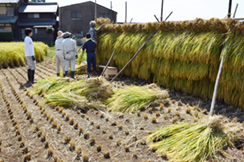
55, 36, 64, 51
24, 36, 34, 57
62, 38, 77, 55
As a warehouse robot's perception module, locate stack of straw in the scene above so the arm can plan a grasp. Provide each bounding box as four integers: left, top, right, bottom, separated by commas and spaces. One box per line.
96, 18, 244, 110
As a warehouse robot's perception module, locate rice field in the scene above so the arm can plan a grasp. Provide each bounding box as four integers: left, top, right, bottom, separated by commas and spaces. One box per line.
0, 55, 243, 161
0, 18, 244, 161
0, 58, 243, 161
0, 42, 48, 68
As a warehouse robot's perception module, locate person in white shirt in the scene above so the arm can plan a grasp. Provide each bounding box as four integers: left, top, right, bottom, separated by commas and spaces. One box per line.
24, 28, 36, 83
55, 31, 65, 76
62, 32, 77, 78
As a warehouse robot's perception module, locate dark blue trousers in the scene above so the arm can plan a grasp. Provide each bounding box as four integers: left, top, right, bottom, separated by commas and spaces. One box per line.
87, 53, 96, 72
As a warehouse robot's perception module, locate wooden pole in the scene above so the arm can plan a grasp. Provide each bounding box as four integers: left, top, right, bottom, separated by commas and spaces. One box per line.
160, 0, 164, 22
154, 15, 160, 23
209, 0, 232, 117
100, 48, 116, 76
95, 0, 97, 19
110, 1, 112, 10
125, 1, 127, 23
233, 3, 238, 18
227, 0, 232, 18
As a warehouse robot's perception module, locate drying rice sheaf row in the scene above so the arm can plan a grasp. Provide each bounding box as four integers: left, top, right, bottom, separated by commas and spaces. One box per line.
96, 18, 244, 34
96, 19, 244, 109
0, 42, 48, 68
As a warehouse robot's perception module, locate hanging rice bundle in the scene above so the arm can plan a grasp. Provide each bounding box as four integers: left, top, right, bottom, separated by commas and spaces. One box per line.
77, 49, 86, 65
45, 92, 89, 111
96, 18, 244, 110
96, 18, 111, 26
107, 84, 169, 113
147, 115, 244, 162
31, 77, 72, 95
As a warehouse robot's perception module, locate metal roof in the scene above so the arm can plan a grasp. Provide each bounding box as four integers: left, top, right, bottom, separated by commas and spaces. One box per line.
0, 0, 19, 3
0, 16, 18, 23
19, 3, 58, 13
61, 1, 117, 14
17, 18, 56, 26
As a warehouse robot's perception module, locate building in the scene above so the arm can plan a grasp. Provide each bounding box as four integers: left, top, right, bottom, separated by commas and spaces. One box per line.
59, 1, 117, 39
0, 0, 25, 41
0, 0, 58, 46
18, 2, 59, 45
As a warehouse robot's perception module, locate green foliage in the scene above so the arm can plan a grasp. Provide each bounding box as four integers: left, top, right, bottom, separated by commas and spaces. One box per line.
0, 32, 13, 41
46, 27, 54, 34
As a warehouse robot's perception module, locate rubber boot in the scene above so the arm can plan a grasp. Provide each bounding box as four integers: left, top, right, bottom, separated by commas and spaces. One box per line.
57, 73, 60, 77
71, 71, 75, 79
64, 71, 68, 77
87, 72, 90, 78
27, 69, 32, 83
31, 70, 37, 83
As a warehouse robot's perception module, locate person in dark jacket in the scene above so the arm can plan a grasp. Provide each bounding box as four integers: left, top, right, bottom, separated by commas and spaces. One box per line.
82, 33, 96, 78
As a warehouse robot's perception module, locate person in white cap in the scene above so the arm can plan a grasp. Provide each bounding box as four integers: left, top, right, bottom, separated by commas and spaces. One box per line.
62, 32, 77, 78
55, 30, 65, 76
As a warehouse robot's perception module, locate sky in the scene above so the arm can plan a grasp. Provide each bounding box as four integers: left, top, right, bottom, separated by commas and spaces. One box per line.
46, 0, 244, 23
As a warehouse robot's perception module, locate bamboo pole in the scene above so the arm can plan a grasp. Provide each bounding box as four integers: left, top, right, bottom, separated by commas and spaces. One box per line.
160, 0, 164, 22
233, 3, 238, 18
209, 0, 233, 117
100, 48, 116, 76
95, 0, 97, 19
125, 1, 127, 23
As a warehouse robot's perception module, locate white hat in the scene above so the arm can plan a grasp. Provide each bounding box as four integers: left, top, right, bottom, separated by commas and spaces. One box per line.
57, 31, 63, 36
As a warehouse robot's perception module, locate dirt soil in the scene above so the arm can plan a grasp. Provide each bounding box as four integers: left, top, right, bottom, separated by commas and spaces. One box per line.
0, 58, 244, 162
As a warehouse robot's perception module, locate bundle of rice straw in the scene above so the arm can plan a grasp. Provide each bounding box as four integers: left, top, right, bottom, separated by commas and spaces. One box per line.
147, 115, 244, 162
31, 77, 72, 95
69, 76, 114, 101
107, 83, 169, 113
75, 63, 87, 75
45, 92, 89, 111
